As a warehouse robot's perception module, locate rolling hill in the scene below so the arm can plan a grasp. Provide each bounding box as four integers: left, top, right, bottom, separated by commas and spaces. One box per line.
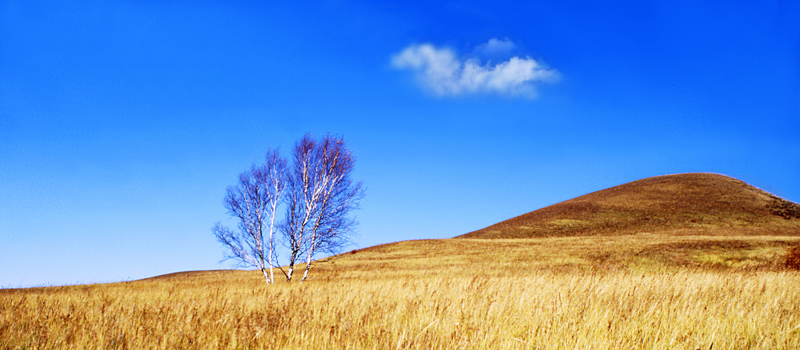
5, 174, 800, 349
458, 173, 800, 239
323, 173, 800, 275
121, 173, 800, 279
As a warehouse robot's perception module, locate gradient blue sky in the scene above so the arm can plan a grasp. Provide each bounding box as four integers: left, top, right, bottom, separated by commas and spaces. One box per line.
1, 0, 798, 287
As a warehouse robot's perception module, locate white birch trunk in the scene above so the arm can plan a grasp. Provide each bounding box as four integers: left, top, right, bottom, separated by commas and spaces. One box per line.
261, 267, 271, 284
300, 237, 317, 282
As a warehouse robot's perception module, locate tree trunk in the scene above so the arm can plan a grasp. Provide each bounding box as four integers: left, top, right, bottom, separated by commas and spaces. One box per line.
268, 230, 275, 284
301, 244, 315, 282
269, 264, 274, 285
301, 261, 312, 282
260, 267, 271, 284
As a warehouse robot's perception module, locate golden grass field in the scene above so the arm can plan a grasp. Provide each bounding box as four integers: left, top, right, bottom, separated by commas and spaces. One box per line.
461, 173, 800, 239
2, 234, 800, 349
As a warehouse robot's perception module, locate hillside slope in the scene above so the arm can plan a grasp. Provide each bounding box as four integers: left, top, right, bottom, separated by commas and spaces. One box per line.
459, 173, 800, 239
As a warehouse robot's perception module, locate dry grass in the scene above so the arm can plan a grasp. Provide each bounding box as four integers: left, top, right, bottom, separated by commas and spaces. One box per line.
330, 235, 800, 276
462, 173, 800, 239
3, 235, 800, 349
787, 245, 800, 270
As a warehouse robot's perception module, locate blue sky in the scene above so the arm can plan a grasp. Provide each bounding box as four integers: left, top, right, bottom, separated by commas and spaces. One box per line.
1, 0, 798, 287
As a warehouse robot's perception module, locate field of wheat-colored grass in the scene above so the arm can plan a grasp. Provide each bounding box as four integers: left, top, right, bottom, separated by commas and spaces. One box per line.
2, 235, 800, 349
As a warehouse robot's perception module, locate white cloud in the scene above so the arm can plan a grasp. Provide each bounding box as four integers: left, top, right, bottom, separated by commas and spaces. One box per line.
391, 39, 559, 98
475, 38, 516, 58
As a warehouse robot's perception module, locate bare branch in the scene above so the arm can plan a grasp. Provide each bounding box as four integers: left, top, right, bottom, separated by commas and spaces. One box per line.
212, 148, 287, 284
214, 134, 365, 283
279, 134, 365, 282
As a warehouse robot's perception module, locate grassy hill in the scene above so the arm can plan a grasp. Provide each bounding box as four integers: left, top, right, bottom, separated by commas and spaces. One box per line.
3, 173, 800, 349
459, 173, 800, 239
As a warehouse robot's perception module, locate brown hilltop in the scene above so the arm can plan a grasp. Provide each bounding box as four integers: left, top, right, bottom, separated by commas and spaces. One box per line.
458, 173, 800, 239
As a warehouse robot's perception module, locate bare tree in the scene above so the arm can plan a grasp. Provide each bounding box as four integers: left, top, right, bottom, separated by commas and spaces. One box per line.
213, 149, 287, 284
213, 134, 364, 283
278, 134, 365, 282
